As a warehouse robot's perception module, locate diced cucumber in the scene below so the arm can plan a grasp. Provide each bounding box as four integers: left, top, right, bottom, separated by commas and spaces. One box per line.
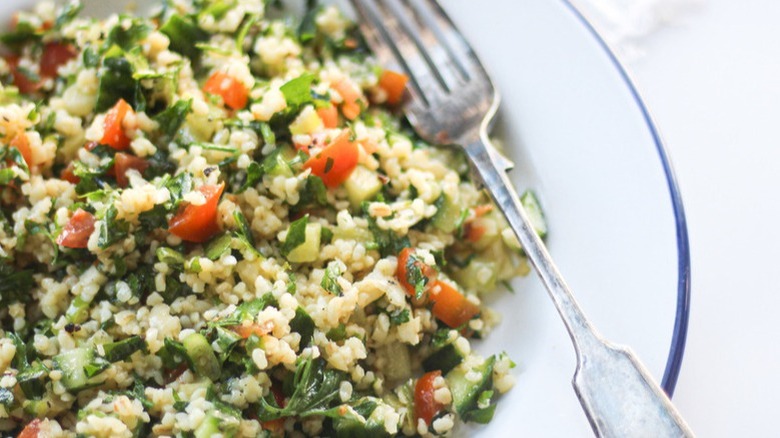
381, 343, 411, 384
182, 332, 221, 381
451, 259, 498, 292
446, 355, 495, 419
65, 295, 91, 325
286, 222, 321, 263
344, 165, 382, 209
520, 190, 547, 239
332, 398, 391, 438
431, 193, 462, 233
194, 413, 221, 438
181, 104, 222, 144
194, 408, 240, 438
23, 396, 52, 417
262, 145, 297, 178
54, 347, 107, 391
332, 225, 374, 243
289, 105, 324, 136
423, 343, 466, 375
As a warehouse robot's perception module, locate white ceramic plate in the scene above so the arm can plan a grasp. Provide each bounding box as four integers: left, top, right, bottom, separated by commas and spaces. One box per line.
0, 1, 690, 436
442, 1, 690, 436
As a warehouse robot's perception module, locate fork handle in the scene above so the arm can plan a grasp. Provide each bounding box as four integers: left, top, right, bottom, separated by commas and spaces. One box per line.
464, 135, 694, 437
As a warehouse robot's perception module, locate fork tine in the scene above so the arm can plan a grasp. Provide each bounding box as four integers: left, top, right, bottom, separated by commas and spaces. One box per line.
351, 0, 443, 107
393, 0, 470, 87
381, 0, 464, 92
414, 0, 490, 80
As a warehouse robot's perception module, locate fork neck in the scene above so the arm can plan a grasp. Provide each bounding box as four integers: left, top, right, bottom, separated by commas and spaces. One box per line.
462, 134, 601, 356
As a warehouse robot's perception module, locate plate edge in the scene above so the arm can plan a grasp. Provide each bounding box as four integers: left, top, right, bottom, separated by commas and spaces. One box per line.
557, 0, 692, 397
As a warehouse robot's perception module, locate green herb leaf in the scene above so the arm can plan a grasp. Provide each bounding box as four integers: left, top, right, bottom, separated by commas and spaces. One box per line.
0, 263, 35, 306
84, 355, 111, 378
280, 215, 309, 257
258, 356, 344, 421
123, 378, 154, 410
298, 0, 320, 42
97, 205, 129, 249
236, 14, 260, 53
154, 99, 192, 143
15, 360, 48, 399
201, 0, 237, 20
362, 203, 410, 257
297, 175, 328, 208
404, 253, 428, 300
0, 21, 41, 51
388, 308, 410, 326
280, 73, 315, 107
463, 401, 497, 424
104, 18, 153, 51
233, 209, 258, 251
290, 307, 315, 349
238, 161, 264, 193
55, 1, 83, 30
83, 46, 100, 68
165, 172, 193, 206
96, 55, 137, 113
101, 336, 146, 363
210, 293, 278, 327
321, 262, 343, 296
156, 247, 186, 267
213, 326, 242, 364
160, 15, 208, 61
205, 233, 233, 260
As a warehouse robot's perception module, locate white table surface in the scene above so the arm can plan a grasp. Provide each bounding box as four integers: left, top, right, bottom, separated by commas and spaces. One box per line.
595, 0, 780, 435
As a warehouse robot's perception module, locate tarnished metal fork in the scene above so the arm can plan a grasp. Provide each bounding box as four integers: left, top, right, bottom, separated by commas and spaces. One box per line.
349, 1, 694, 436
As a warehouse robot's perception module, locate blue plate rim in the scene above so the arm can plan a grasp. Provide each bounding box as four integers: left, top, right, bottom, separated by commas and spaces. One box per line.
558, 0, 692, 396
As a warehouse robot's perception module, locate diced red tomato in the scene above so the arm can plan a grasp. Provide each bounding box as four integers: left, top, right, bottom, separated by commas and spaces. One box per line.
343, 38, 358, 50
101, 99, 134, 151
113, 153, 149, 188
168, 183, 225, 243
379, 70, 409, 105
10, 133, 33, 167
60, 162, 80, 184
17, 418, 42, 438
56, 209, 96, 249
396, 247, 438, 298
231, 321, 274, 339
5, 55, 40, 94
316, 104, 339, 129
472, 204, 494, 218
303, 130, 358, 188
429, 280, 480, 328
39, 42, 77, 78
332, 79, 362, 120
293, 137, 312, 153
415, 370, 445, 425
464, 206, 493, 242
464, 221, 487, 243
203, 72, 249, 110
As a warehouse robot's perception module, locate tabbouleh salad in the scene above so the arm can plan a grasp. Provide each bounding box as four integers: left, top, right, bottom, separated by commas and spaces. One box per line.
0, 0, 546, 436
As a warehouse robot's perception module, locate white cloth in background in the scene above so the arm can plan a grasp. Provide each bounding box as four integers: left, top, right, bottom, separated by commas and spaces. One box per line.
568, 0, 702, 60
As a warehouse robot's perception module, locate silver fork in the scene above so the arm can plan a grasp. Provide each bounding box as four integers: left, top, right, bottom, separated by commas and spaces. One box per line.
349, 1, 694, 436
